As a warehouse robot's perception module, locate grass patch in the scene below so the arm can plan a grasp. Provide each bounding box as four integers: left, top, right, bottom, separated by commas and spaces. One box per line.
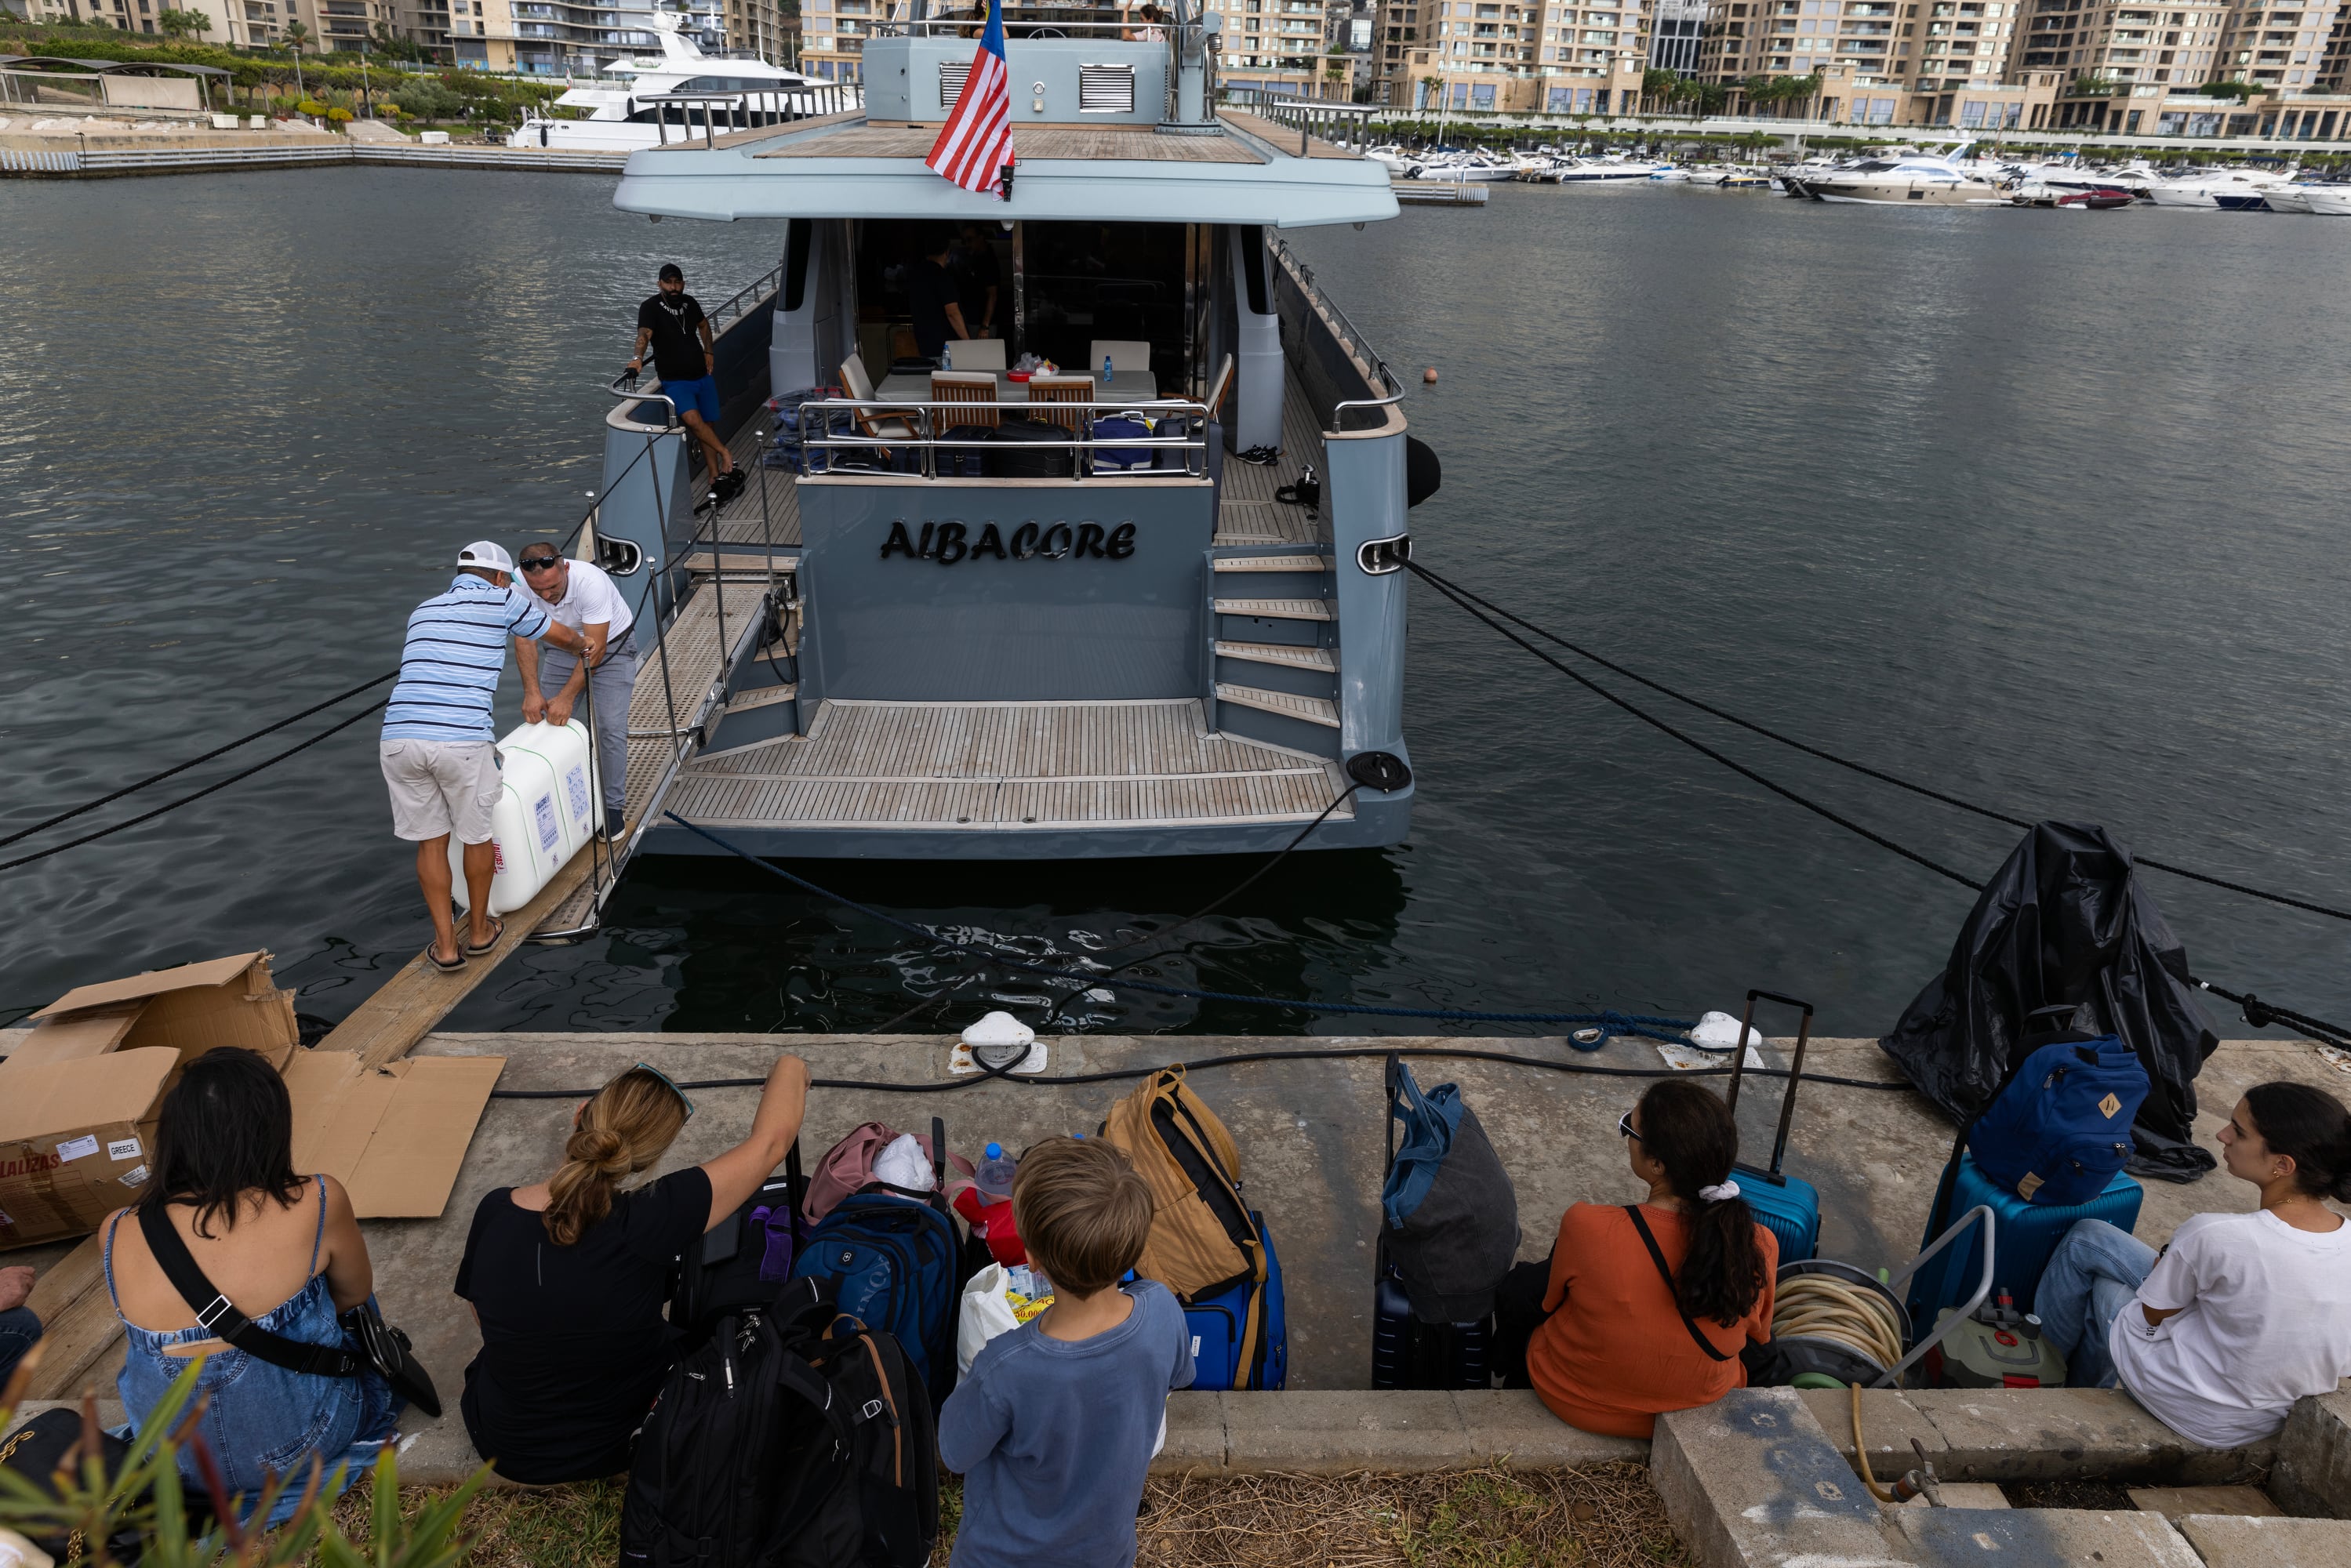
368, 1464, 1683, 1568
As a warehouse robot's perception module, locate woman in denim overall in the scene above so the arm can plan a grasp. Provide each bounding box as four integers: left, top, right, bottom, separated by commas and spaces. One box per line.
101, 1048, 401, 1526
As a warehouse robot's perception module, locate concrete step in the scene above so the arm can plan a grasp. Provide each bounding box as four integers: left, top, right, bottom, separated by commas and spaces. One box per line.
1215, 682, 1340, 728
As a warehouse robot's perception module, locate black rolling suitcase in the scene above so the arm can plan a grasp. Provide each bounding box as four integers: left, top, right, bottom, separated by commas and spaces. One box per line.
939, 423, 994, 479
1369, 1056, 1505, 1389
988, 416, 1076, 479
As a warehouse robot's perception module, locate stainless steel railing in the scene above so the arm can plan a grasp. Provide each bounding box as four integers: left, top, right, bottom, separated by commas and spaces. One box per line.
1238, 93, 1378, 154
794, 396, 1212, 479
641, 82, 860, 147
1264, 235, 1406, 430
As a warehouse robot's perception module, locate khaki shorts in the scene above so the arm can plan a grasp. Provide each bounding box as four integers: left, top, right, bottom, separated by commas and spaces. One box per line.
380, 739, 500, 844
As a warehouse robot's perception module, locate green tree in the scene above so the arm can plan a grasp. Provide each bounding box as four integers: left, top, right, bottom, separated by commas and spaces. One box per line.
2197, 78, 2258, 100
157, 7, 212, 38
2069, 72, 2117, 95
283, 17, 311, 49
392, 74, 463, 119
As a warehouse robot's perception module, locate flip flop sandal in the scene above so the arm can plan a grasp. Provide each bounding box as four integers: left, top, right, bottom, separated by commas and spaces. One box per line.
424, 945, 467, 974
463, 917, 505, 957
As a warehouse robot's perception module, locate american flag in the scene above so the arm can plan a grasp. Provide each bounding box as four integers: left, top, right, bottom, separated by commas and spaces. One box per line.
925, 0, 1016, 198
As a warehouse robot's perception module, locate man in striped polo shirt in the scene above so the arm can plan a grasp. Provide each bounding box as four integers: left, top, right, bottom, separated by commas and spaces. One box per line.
380, 540, 587, 971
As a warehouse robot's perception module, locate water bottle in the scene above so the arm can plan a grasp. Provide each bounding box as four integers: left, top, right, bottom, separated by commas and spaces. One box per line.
942, 341, 952, 371
976, 1142, 1018, 1203
1103, 352, 1114, 383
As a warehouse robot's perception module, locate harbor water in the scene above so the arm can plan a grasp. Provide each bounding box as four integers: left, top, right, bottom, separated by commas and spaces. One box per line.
5, 169, 2350, 1040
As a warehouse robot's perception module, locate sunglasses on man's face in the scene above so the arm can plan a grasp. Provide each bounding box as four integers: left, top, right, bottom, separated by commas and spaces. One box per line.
521, 555, 563, 572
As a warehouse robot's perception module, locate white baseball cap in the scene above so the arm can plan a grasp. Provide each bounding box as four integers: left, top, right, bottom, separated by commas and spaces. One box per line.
456, 540, 516, 574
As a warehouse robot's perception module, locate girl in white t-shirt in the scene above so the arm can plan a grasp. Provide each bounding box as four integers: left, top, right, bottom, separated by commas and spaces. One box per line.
2037, 1080, 2351, 1447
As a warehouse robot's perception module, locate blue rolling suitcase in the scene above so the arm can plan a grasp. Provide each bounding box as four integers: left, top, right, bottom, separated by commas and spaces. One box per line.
1722, 989, 1823, 1264
1905, 1152, 2143, 1327
1183, 1210, 1288, 1391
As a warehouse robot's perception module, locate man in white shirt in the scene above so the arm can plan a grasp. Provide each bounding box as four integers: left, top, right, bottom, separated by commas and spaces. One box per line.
2037, 1081, 2351, 1447
513, 544, 638, 840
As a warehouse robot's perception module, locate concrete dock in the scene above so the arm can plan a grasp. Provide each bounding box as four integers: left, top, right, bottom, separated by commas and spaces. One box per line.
322, 1028, 2348, 1479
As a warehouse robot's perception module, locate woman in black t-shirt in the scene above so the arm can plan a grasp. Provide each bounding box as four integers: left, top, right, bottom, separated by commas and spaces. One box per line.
452, 1053, 809, 1483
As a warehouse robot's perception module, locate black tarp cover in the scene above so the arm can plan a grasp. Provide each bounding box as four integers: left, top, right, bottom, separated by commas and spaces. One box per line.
1880, 821, 2220, 1179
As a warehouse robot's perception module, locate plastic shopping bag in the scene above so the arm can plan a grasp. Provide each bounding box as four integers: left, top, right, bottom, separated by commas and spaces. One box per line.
956, 1263, 1057, 1381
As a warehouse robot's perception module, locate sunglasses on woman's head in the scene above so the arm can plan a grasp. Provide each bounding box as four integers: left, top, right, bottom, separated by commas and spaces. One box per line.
630, 1062, 696, 1120
1617, 1112, 1641, 1143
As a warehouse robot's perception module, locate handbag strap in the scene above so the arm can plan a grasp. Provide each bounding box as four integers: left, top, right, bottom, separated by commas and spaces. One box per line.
1622, 1205, 1731, 1364
134, 1203, 363, 1380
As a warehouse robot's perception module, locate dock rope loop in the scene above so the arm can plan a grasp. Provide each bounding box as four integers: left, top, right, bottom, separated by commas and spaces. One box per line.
665, 810, 1691, 1036
1404, 561, 2351, 1051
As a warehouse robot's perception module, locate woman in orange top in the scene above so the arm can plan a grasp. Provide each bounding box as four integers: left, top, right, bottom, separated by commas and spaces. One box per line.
1497, 1079, 1778, 1437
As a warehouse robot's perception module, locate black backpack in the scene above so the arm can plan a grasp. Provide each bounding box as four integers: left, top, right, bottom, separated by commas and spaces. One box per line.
620, 1279, 939, 1568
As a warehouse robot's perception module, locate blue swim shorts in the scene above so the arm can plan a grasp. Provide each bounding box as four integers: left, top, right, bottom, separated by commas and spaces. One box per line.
666, 373, 721, 425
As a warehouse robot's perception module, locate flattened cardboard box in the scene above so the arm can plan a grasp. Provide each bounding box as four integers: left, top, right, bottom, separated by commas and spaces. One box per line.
0, 1048, 176, 1248
282, 1052, 507, 1219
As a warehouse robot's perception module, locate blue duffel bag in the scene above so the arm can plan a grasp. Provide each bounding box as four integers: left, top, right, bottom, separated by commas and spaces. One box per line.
1092, 412, 1156, 473
1968, 1035, 2149, 1207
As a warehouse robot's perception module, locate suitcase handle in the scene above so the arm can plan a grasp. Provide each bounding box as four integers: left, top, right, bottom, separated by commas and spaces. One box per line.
1724, 988, 1814, 1178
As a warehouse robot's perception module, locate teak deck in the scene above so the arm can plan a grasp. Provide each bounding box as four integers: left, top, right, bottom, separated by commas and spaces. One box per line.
667, 699, 1352, 831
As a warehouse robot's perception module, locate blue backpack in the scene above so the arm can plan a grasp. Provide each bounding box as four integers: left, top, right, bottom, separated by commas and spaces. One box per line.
790, 1118, 965, 1409
1968, 1036, 2149, 1207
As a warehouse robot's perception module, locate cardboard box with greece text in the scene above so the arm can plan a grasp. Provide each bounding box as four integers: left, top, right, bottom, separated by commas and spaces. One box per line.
0, 953, 501, 1247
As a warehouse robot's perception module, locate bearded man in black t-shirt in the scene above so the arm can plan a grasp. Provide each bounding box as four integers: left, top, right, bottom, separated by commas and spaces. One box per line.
626, 263, 735, 488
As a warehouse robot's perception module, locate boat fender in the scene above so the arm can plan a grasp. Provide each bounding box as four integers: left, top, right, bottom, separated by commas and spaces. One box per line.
1404, 437, 1441, 508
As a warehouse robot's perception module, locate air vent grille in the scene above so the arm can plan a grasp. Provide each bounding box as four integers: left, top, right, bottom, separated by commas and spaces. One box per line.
1078, 63, 1136, 113
939, 60, 971, 106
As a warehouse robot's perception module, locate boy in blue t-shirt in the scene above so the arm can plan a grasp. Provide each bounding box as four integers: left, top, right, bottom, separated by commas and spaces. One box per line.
938, 1137, 1194, 1568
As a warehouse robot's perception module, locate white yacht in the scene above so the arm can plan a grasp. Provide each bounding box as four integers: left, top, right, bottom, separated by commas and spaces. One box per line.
2142, 165, 2295, 211
1788, 146, 2004, 206
1401, 149, 1513, 183
2270, 183, 2351, 216
507, 11, 852, 152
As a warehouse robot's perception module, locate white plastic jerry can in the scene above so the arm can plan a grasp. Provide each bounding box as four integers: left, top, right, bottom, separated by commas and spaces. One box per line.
448, 720, 595, 915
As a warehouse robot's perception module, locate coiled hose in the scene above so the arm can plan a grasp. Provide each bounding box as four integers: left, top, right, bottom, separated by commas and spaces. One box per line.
1771, 1274, 1905, 1371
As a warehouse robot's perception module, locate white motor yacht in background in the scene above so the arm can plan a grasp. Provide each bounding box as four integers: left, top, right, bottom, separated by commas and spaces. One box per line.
1401, 150, 1513, 182
2142, 165, 2295, 210
2275, 183, 2351, 215
508, 10, 847, 151
1790, 145, 2004, 205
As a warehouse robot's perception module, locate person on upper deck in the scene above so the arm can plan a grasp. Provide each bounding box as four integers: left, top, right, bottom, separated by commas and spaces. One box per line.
1492, 1079, 1777, 1438
627, 263, 736, 491
909, 229, 974, 361
514, 541, 636, 843
101, 1047, 402, 1526
2035, 1080, 2351, 1446
380, 541, 587, 972
1123, 2, 1168, 41
452, 1052, 809, 1484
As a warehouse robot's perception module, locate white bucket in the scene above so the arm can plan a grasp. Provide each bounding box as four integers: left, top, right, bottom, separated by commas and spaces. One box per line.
449, 720, 594, 916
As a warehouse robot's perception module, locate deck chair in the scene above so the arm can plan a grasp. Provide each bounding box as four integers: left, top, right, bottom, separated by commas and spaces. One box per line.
1025, 374, 1096, 435
931, 369, 1001, 477
951, 338, 1008, 372
839, 353, 918, 456
1205, 352, 1235, 421
1088, 339, 1151, 376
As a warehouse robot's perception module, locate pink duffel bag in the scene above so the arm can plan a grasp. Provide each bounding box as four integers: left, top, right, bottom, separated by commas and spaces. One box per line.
802, 1119, 976, 1225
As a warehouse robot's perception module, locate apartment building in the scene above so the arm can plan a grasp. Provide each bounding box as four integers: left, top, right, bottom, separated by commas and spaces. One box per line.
1375, 0, 1658, 100
1650, 0, 1706, 65
1701, 0, 2024, 93
799, 0, 879, 80
723, 0, 796, 63
1221, 0, 1332, 93
2013, 0, 2335, 88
